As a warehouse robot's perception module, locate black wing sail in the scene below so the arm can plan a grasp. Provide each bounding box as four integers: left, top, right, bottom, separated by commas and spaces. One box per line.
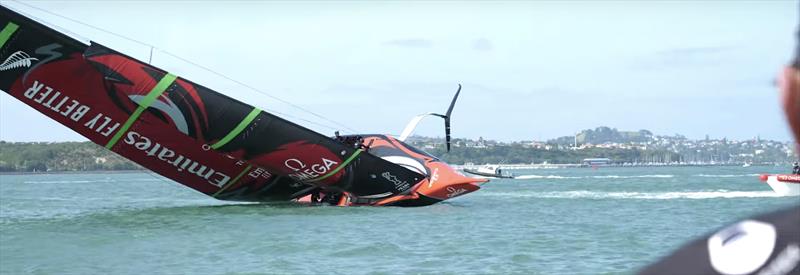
0, 5, 423, 202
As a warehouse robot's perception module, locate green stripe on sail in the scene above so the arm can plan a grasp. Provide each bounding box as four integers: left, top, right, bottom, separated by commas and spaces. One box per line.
210, 107, 261, 150
213, 165, 252, 197
105, 73, 178, 149
306, 149, 362, 183
0, 22, 19, 49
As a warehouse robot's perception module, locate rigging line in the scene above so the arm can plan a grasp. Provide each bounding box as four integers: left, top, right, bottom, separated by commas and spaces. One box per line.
8, 0, 149, 47
10, 4, 338, 134
262, 107, 342, 134
3, 2, 91, 43
148, 46, 153, 64
155, 49, 361, 134
7, 0, 361, 134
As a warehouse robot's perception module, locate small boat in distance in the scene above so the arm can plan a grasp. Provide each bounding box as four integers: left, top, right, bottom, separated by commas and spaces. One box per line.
463, 164, 515, 179
759, 174, 800, 196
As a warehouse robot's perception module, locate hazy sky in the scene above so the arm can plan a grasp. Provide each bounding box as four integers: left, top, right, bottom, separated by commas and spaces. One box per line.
0, 1, 797, 142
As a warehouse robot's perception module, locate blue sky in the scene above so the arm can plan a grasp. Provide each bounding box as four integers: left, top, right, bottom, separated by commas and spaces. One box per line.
0, 1, 797, 142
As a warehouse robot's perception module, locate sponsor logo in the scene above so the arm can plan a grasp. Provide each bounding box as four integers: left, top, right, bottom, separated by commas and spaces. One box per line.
24, 80, 91, 122
247, 167, 272, 180
0, 51, 38, 71
124, 131, 231, 187
777, 174, 800, 182
128, 95, 189, 135
24, 43, 62, 83
285, 157, 339, 181
24, 80, 122, 137
445, 186, 467, 198
250, 141, 344, 183
428, 168, 439, 188
382, 172, 411, 191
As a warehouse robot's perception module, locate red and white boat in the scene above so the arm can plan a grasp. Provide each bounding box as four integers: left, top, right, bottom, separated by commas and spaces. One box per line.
759, 174, 800, 196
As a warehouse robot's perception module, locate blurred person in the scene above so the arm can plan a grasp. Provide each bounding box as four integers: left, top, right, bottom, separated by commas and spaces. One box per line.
639, 25, 800, 275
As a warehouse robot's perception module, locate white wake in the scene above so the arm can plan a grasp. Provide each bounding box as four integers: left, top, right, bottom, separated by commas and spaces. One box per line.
694, 174, 760, 178
512, 174, 674, 180
483, 190, 784, 199
513, 175, 582, 179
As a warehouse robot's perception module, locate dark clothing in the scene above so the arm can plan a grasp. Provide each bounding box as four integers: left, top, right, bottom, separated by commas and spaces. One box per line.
794, 24, 800, 69
311, 193, 320, 203
639, 206, 800, 275
324, 192, 341, 205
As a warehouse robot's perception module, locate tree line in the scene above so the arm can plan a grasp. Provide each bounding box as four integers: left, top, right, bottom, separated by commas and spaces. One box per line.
0, 136, 794, 172
425, 144, 681, 165
0, 141, 140, 172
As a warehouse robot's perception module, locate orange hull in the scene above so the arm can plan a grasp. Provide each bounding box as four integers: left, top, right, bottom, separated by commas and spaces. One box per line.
295, 135, 486, 206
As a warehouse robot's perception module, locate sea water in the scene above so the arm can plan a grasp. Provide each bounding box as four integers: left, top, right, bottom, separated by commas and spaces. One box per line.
0, 166, 797, 275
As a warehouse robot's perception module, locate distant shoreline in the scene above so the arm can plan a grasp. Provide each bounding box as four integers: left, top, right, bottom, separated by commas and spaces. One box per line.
0, 169, 145, 175
1, 163, 780, 176
454, 163, 785, 170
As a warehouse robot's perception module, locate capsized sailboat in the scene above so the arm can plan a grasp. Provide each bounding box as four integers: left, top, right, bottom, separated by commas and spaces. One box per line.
0, 5, 486, 206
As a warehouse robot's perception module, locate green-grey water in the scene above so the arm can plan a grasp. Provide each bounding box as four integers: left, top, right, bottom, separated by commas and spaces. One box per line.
1, 166, 798, 275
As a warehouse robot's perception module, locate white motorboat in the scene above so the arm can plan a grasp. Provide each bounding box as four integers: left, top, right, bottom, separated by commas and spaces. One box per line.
759, 174, 800, 196
463, 165, 514, 179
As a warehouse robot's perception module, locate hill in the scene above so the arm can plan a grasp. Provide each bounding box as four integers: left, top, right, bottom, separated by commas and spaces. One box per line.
0, 126, 795, 172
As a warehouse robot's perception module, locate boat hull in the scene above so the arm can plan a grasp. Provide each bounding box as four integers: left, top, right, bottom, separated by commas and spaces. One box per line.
463, 169, 514, 179
764, 174, 800, 196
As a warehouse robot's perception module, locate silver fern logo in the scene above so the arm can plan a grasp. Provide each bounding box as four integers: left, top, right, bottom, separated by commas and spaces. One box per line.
0, 51, 38, 71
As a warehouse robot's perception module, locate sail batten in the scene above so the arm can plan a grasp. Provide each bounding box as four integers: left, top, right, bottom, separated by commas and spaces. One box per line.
105, 73, 177, 149
0, 22, 18, 48
210, 107, 261, 150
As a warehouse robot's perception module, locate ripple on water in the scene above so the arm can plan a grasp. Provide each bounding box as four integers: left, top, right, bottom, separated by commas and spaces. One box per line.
1, 168, 798, 275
